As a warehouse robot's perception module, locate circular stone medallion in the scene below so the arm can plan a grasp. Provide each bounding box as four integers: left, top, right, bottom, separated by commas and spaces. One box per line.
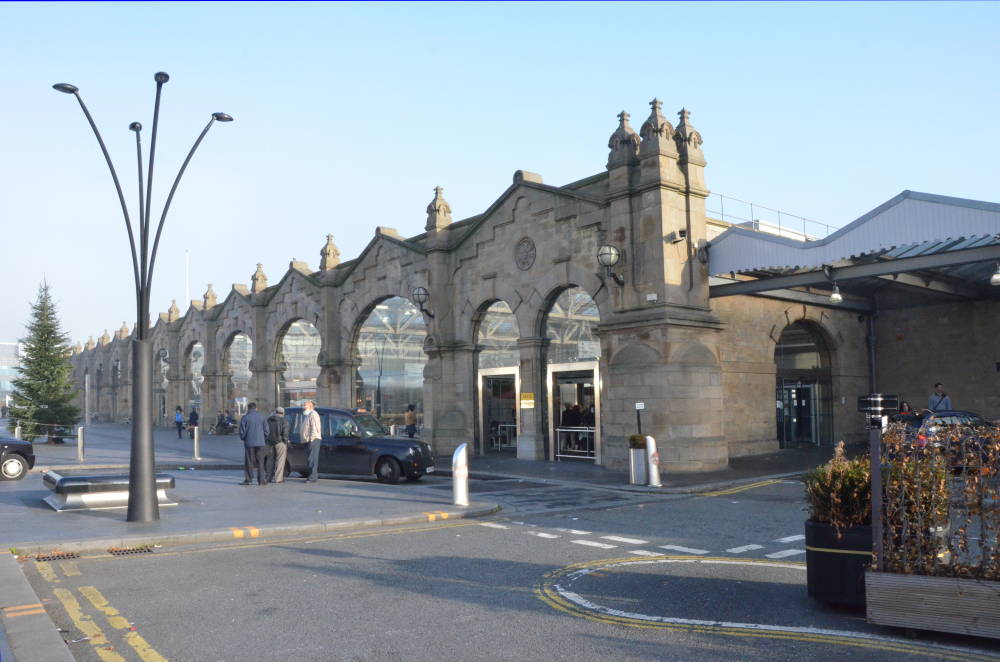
514, 237, 536, 271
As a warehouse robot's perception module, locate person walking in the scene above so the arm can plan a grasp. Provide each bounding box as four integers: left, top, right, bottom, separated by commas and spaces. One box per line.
928, 382, 953, 412
404, 404, 417, 438
188, 407, 199, 439
266, 407, 289, 484
174, 406, 185, 439
301, 400, 322, 483
238, 402, 269, 486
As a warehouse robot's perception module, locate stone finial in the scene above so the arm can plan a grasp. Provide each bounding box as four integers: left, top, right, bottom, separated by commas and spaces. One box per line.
425, 186, 452, 233
85, 336, 96, 351
639, 98, 678, 158
607, 110, 640, 169
99, 329, 110, 346
74, 342, 83, 355
117, 321, 130, 340
167, 300, 180, 322
289, 258, 311, 275
203, 284, 218, 309
320, 234, 341, 271
251, 263, 268, 293
674, 107, 704, 159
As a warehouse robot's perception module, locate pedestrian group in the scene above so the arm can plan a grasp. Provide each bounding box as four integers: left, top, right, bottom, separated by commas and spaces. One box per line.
237, 400, 322, 486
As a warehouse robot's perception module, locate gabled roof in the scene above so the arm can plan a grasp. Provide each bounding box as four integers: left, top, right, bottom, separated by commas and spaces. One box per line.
709, 191, 1000, 276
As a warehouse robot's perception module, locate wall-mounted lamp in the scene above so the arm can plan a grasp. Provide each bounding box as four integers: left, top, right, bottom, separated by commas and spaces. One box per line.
412, 286, 435, 318
991, 263, 1000, 287
597, 244, 625, 286
664, 229, 687, 244
829, 283, 843, 304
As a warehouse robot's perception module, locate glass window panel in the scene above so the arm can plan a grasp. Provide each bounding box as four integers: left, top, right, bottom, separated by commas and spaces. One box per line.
477, 301, 519, 369
545, 287, 600, 364
278, 321, 321, 407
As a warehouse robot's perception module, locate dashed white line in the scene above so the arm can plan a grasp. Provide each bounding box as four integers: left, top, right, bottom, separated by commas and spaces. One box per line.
726, 544, 764, 554
659, 545, 710, 555
478, 522, 509, 529
766, 549, 806, 559
600, 535, 649, 545
774, 534, 805, 543
527, 531, 560, 539
556, 528, 592, 535
571, 540, 618, 549
628, 550, 665, 557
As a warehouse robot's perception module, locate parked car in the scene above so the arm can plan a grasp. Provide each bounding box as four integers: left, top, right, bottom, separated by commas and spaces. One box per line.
1, 435, 36, 481
282, 407, 434, 484
898, 410, 998, 474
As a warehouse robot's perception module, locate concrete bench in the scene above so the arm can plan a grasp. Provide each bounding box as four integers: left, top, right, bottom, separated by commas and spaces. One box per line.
42, 471, 177, 512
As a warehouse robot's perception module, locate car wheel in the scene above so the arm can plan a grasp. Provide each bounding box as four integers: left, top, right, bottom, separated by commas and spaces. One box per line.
405, 473, 423, 482
0, 454, 28, 481
375, 457, 401, 485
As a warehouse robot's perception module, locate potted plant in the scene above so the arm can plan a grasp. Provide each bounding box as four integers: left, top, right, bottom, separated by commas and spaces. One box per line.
803, 441, 871, 607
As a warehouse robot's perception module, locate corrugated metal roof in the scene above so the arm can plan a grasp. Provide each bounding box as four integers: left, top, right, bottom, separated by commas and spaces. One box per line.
708, 191, 1000, 276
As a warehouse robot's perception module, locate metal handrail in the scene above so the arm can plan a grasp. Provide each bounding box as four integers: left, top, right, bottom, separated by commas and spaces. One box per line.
707, 192, 839, 241
555, 426, 596, 460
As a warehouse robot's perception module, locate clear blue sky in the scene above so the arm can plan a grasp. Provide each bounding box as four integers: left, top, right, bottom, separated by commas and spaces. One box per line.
2, 1, 997, 343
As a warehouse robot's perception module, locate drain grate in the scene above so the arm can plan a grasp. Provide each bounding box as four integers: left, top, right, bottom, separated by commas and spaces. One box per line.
35, 551, 81, 562
108, 545, 154, 556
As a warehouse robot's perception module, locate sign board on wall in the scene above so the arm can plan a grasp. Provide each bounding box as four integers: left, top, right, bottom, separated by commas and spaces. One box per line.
520, 392, 535, 409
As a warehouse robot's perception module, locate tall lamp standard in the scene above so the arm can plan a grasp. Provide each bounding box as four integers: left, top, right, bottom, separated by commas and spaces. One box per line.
53, 73, 232, 522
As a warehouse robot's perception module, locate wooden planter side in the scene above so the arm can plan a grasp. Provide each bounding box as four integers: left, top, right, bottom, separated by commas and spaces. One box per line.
866, 571, 1000, 640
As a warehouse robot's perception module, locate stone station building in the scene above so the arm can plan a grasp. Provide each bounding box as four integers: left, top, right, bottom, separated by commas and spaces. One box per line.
70, 100, 1000, 473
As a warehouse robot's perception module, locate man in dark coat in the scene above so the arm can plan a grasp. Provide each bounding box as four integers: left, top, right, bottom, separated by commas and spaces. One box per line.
188, 407, 199, 439
266, 407, 289, 484
238, 402, 269, 486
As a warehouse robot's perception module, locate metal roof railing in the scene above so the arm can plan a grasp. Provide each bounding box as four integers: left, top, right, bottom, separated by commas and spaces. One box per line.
706, 193, 838, 242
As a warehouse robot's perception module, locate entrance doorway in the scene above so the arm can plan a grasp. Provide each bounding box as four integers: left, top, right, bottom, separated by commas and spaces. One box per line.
774, 321, 832, 448
478, 368, 519, 455
777, 383, 820, 446
547, 363, 600, 462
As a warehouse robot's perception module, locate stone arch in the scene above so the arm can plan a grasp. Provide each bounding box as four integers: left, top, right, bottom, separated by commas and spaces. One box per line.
530, 266, 610, 340
669, 341, 718, 366
768, 306, 842, 372
263, 275, 323, 359
457, 279, 525, 347
473, 298, 521, 371
773, 318, 835, 448
273, 316, 322, 408
610, 342, 662, 367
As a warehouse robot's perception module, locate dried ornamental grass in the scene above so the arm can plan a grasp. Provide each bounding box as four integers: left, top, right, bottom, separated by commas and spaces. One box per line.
804, 441, 871, 537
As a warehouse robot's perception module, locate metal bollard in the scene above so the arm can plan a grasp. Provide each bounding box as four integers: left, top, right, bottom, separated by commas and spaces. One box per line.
14, 424, 22, 440
77, 426, 85, 463
452, 442, 469, 507
193, 426, 202, 461
645, 435, 662, 487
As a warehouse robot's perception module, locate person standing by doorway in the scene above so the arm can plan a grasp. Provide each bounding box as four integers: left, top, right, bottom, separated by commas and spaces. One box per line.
174, 406, 185, 439
238, 402, 269, 486
301, 400, 322, 483
266, 407, 289, 484
188, 407, 199, 439
404, 404, 417, 438
928, 382, 952, 412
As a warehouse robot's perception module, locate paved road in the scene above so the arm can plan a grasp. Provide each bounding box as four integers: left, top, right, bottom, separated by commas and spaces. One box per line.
19, 479, 1000, 662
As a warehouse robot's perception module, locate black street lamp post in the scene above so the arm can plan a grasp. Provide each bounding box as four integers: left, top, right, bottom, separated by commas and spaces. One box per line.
54, 73, 232, 522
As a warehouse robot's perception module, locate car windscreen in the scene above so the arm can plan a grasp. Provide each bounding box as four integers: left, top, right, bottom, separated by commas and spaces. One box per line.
354, 413, 388, 438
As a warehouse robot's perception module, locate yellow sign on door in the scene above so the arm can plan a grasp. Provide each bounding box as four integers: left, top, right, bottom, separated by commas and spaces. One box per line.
519, 392, 535, 409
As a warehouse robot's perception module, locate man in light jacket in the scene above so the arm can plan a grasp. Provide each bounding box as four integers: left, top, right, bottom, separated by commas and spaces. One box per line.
238, 402, 269, 486
301, 400, 322, 483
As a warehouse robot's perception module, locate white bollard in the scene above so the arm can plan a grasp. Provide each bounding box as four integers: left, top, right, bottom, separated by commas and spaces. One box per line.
645, 435, 662, 487
452, 442, 469, 507
193, 425, 202, 461
14, 424, 22, 440
77, 426, 85, 463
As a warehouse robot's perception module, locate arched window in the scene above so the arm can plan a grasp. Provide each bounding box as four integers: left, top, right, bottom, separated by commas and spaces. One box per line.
224, 333, 252, 416
476, 301, 518, 369
277, 321, 321, 408
545, 287, 600, 364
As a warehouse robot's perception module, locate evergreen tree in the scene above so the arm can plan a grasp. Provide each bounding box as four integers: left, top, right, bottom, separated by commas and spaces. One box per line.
7, 283, 79, 442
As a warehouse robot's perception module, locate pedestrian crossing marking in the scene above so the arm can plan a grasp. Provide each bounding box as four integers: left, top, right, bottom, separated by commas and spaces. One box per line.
555, 528, 592, 535
571, 540, 618, 549
659, 545, 709, 555
528, 531, 560, 539
628, 550, 665, 557
775, 534, 805, 543
726, 544, 764, 554
478, 522, 508, 529
601, 536, 648, 545
766, 549, 806, 559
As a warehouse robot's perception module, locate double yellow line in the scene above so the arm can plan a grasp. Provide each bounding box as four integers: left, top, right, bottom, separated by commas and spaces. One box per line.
699, 479, 783, 497
2, 602, 45, 618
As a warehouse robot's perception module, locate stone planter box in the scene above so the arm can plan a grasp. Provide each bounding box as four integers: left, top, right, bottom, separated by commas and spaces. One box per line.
867, 571, 1000, 639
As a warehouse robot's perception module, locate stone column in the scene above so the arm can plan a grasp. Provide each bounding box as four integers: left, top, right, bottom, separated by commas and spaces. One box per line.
516, 336, 548, 461
320, 359, 359, 408
422, 345, 475, 457
250, 361, 281, 414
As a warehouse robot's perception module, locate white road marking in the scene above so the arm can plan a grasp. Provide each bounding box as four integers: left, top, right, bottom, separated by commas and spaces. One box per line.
478, 522, 508, 529
726, 544, 764, 554
628, 550, 665, 557
601, 536, 649, 545
556, 528, 592, 535
571, 540, 618, 549
527, 531, 560, 539
774, 534, 805, 543
659, 545, 710, 555
765, 549, 806, 559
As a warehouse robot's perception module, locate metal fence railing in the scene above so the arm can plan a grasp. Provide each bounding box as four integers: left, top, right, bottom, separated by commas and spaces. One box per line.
555, 427, 596, 461
706, 192, 839, 242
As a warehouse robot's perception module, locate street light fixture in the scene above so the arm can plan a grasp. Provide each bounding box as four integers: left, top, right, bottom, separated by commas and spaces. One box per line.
597, 244, 625, 286
412, 286, 435, 318
53, 73, 232, 522
829, 283, 843, 304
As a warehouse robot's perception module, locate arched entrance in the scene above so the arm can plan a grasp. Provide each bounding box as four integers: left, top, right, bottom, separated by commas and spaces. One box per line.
223, 333, 252, 417
774, 321, 833, 447
276, 321, 321, 408
353, 297, 427, 430
475, 300, 519, 455
544, 287, 601, 462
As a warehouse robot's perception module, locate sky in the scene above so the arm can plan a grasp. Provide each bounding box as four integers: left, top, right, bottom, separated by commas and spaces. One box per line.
1, 1, 998, 345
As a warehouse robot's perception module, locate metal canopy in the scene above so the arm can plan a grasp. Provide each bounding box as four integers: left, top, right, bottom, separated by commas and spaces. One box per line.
708, 191, 1000, 307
